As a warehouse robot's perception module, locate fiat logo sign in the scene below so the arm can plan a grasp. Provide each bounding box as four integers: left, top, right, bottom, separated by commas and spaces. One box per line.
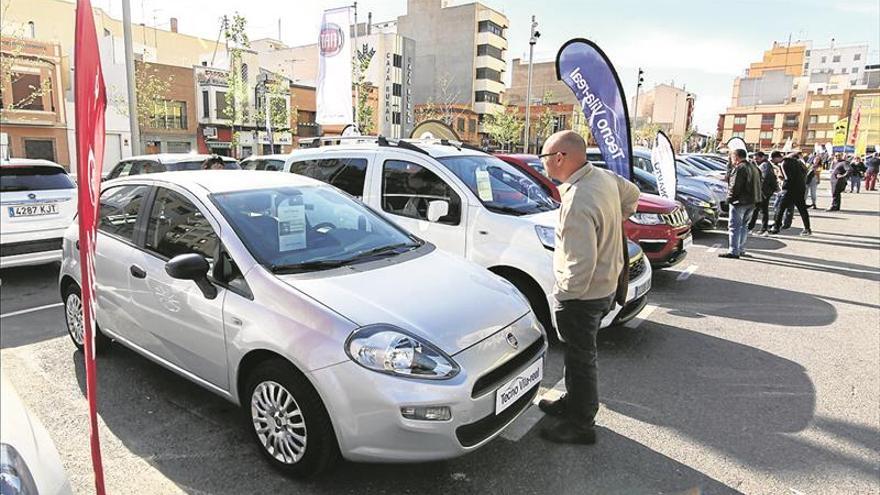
319, 23, 344, 57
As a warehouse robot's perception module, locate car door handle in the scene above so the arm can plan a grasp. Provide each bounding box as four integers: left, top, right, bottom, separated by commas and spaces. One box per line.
129, 265, 147, 279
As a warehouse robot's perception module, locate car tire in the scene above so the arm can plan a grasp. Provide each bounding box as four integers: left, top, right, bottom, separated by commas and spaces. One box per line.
62, 284, 111, 353
503, 272, 556, 343
243, 358, 339, 478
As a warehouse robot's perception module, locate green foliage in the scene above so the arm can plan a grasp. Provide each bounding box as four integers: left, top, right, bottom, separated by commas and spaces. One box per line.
222, 13, 251, 153
354, 44, 375, 134
484, 108, 524, 151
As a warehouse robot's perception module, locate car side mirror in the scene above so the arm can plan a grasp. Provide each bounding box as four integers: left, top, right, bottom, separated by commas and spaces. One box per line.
165, 253, 217, 299
426, 200, 449, 223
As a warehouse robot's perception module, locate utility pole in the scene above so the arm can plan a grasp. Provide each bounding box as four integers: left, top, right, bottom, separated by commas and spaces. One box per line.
122, 0, 140, 154
523, 15, 539, 154
632, 67, 644, 127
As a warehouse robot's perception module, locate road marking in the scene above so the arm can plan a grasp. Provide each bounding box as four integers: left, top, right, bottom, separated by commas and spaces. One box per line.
624, 304, 659, 329
0, 302, 63, 320
676, 265, 699, 281
707, 243, 722, 253
500, 378, 566, 441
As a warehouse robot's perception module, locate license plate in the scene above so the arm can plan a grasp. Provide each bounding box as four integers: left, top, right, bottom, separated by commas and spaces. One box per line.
495, 358, 543, 415
635, 277, 652, 298
8, 204, 58, 217
683, 235, 693, 250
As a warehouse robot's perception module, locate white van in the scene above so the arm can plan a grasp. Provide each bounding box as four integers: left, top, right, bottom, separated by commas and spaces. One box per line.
279, 138, 652, 332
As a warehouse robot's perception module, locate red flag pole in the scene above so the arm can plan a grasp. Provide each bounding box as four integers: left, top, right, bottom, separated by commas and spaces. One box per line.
74, 1, 107, 493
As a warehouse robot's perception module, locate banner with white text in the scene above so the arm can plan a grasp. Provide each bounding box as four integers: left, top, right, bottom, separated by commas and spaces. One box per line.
651, 130, 677, 201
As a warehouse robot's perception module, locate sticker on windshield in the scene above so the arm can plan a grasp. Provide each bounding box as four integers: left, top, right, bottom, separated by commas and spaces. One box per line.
475, 169, 493, 202
277, 200, 307, 251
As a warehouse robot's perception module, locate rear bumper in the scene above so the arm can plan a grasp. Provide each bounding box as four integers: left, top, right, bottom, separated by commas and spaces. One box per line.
0, 237, 64, 269
0, 249, 61, 269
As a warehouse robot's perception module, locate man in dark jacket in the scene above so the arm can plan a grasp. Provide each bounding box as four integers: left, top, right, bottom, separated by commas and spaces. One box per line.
865, 152, 879, 191
748, 151, 777, 235
720, 149, 761, 259
770, 156, 812, 235
828, 158, 851, 211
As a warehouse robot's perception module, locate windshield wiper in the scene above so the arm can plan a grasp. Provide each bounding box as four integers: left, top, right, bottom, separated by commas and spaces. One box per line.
268, 259, 350, 274
486, 205, 528, 216
349, 242, 419, 261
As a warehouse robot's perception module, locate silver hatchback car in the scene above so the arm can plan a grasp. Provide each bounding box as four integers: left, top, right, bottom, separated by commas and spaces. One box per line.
59, 171, 546, 477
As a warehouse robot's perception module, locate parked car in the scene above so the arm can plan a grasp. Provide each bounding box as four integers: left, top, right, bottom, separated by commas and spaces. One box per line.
586, 149, 720, 231
679, 155, 727, 182
0, 159, 78, 269
675, 159, 729, 221
495, 154, 691, 268
280, 138, 653, 335
1, 374, 73, 494
239, 154, 286, 171
59, 170, 546, 477
104, 153, 240, 180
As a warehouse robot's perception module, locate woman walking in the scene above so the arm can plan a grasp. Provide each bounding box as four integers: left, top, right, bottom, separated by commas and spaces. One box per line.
806, 157, 821, 208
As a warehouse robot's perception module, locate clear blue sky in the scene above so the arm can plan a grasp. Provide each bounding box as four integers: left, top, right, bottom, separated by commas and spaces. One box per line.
92, 0, 880, 132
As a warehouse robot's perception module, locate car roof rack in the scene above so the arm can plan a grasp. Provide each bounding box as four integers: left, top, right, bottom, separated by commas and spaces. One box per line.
297, 134, 432, 156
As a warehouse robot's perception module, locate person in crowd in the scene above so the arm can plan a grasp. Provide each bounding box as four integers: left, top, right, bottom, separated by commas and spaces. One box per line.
769, 151, 794, 230
806, 156, 821, 209
537, 130, 640, 445
202, 155, 226, 170
769, 154, 812, 235
720, 149, 761, 259
849, 156, 865, 193
748, 151, 777, 235
828, 157, 851, 211
866, 151, 879, 191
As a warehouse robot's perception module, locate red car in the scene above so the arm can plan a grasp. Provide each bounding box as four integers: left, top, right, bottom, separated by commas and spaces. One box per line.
496, 154, 692, 267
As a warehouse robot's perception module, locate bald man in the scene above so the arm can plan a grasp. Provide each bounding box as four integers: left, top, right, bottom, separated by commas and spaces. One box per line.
537, 130, 640, 444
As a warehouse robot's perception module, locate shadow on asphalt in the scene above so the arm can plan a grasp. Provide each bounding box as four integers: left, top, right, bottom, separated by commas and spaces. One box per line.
71, 342, 740, 494
650, 272, 837, 327
598, 323, 877, 481
742, 251, 880, 283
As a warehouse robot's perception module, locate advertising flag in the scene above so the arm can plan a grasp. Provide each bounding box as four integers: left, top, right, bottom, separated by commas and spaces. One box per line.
74, 0, 107, 493
832, 118, 852, 152
848, 105, 862, 153
650, 130, 677, 201
782, 137, 793, 152
825, 142, 834, 156
726, 137, 748, 153
555, 39, 633, 180
316, 7, 353, 125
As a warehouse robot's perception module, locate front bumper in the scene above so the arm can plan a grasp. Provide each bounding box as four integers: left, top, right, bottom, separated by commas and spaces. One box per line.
685, 203, 719, 230
310, 315, 546, 463
631, 225, 692, 268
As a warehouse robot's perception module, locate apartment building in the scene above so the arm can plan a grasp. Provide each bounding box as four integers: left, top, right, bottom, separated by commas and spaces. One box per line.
397, 0, 508, 126
138, 61, 198, 154
506, 58, 579, 108
632, 83, 696, 148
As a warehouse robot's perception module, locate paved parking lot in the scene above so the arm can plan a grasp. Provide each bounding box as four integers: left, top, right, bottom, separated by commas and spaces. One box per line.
1, 182, 878, 495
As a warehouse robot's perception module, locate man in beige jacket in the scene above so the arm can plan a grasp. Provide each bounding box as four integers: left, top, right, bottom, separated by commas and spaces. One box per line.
537, 130, 640, 444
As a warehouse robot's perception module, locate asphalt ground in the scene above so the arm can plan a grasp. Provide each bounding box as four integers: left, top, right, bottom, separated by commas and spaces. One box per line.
1, 179, 878, 495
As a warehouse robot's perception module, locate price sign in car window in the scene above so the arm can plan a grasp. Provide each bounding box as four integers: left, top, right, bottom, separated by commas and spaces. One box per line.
475, 169, 493, 202
277, 196, 307, 252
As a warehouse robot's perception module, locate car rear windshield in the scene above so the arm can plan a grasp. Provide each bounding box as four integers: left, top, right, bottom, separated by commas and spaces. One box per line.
0, 166, 75, 192
168, 160, 241, 171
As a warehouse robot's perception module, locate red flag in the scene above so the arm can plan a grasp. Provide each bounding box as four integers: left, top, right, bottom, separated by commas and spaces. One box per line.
848, 105, 862, 147
74, 0, 107, 493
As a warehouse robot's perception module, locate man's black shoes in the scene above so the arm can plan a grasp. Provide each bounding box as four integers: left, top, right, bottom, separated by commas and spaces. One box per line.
718, 253, 740, 259
538, 398, 567, 417
540, 422, 597, 445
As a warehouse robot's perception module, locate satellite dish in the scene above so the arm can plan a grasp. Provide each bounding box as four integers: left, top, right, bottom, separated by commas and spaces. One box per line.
410, 120, 461, 141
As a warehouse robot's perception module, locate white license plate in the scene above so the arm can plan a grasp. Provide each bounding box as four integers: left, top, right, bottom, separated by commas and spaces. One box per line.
683, 235, 693, 250
635, 277, 652, 298
495, 358, 543, 415
8, 204, 58, 217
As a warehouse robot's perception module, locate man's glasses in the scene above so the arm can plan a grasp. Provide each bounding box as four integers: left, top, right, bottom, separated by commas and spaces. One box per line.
538, 152, 566, 160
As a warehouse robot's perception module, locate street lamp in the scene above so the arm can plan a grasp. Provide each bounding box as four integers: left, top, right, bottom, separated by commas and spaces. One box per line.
523, 15, 540, 154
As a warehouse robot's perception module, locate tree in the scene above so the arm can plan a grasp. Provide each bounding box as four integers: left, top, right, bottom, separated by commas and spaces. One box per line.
533, 90, 558, 150
354, 43, 375, 135
484, 108, 524, 151
0, 2, 52, 115
221, 13, 250, 156
633, 121, 662, 147
109, 63, 173, 132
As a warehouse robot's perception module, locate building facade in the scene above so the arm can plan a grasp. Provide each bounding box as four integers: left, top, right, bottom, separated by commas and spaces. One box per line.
0, 37, 70, 166
138, 61, 198, 155
718, 103, 805, 151
397, 0, 508, 125
632, 83, 695, 146
506, 58, 579, 108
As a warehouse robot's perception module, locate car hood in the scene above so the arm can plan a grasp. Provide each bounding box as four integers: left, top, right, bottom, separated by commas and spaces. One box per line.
678, 181, 713, 200
278, 248, 530, 355
637, 193, 677, 214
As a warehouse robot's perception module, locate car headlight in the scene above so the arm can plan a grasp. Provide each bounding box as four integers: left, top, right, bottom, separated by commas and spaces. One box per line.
535, 225, 555, 250
346, 325, 459, 380
628, 212, 664, 225
681, 195, 711, 208
0, 444, 39, 495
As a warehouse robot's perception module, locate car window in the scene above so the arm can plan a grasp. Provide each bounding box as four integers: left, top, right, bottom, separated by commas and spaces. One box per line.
242, 159, 284, 171
382, 160, 461, 225
0, 165, 75, 191
145, 187, 219, 261
634, 156, 652, 171
98, 185, 151, 241
109, 160, 166, 178
211, 185, 419, 273
289, 158, 368, 198
438, 155, 556, 216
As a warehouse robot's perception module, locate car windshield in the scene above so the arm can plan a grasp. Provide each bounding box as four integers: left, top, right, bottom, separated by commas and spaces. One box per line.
0, 166, 75, 192
675, 161, 697, 177
241, 159, 284, 171
212, 185, 421, 273
437, 155, 557, 215
525, 159, 548, 177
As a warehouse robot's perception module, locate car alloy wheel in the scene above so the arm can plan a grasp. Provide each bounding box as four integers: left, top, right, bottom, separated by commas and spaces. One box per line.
251, 380, 307, 465
65, 292, 85, 346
